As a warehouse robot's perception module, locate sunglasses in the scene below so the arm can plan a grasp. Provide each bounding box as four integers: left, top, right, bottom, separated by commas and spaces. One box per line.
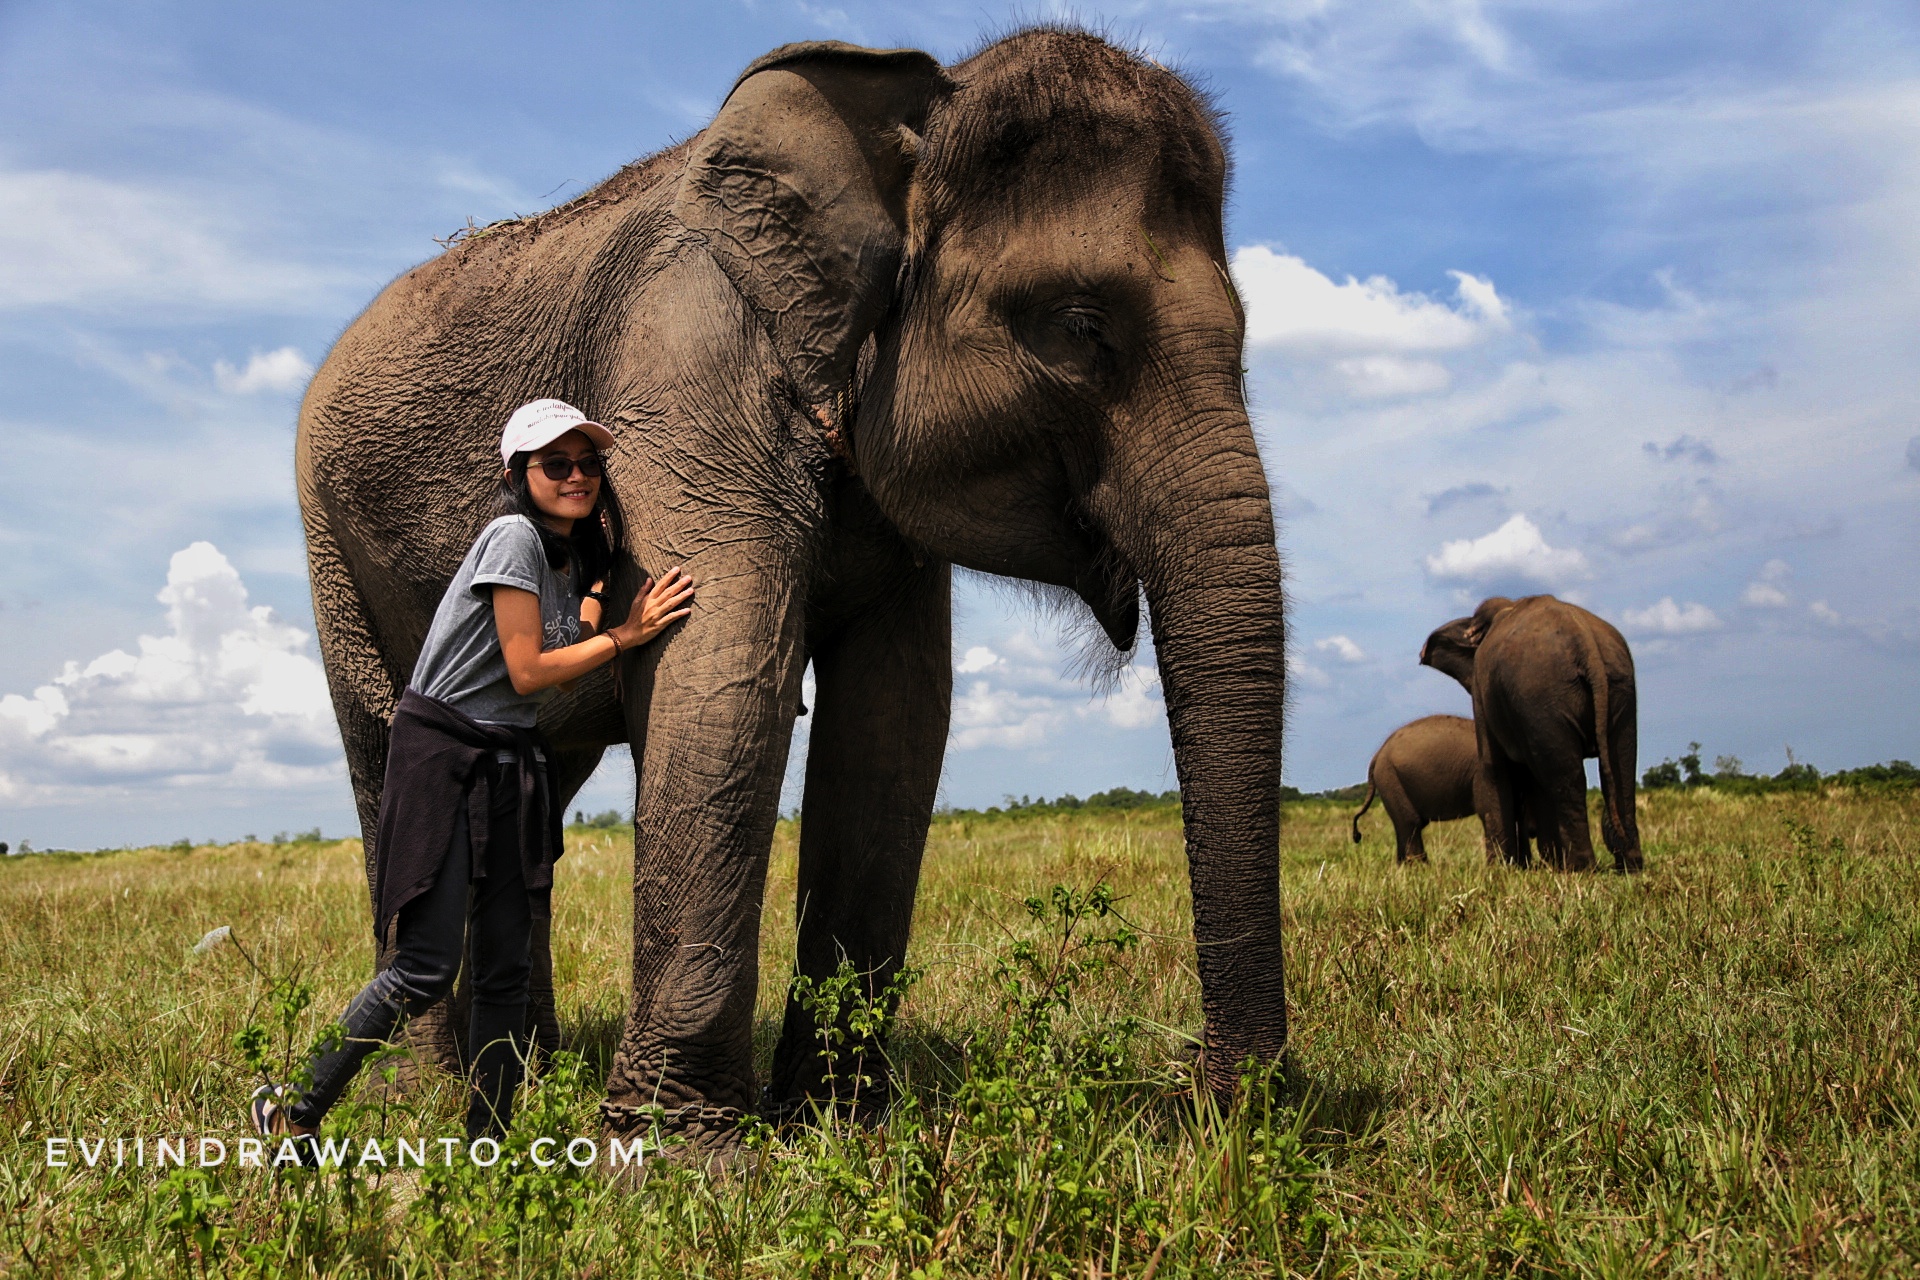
531, 453, 605, 482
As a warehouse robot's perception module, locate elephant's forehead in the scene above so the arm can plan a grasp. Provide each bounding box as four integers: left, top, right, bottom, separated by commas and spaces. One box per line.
938, 186, 1215, 288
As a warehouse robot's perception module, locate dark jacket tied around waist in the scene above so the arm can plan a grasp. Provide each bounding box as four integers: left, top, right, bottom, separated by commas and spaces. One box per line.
372, 688, 563, 941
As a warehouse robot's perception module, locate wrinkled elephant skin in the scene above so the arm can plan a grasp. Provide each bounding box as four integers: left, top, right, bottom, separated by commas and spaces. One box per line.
297, 31, 1290, 1148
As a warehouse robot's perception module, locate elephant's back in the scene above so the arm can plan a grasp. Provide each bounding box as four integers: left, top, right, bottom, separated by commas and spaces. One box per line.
300, 140, 697, 464
1487, 598, 1634, 695
1476, 598, 1634, 754
1477, 603, 1587, 709
1381, 714, 1474, 761
295, 141, 698, 624
1380, 715, 1477, 813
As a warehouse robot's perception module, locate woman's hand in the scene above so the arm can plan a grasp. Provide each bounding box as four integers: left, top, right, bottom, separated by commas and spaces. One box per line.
493, 569, 694, 696
609, 568, 695, 649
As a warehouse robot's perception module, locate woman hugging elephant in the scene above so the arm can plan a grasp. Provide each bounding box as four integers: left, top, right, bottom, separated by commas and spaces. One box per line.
296, 30, 1292, 1157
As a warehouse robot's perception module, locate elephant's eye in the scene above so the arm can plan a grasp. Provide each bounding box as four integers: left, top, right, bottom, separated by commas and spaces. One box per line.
1016, 298, 1118, 385
1056, 306, 1105, 343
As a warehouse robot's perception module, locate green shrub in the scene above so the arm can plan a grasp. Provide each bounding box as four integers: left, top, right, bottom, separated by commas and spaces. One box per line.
1642, 759, 1683, 789
569, 809, 628, 830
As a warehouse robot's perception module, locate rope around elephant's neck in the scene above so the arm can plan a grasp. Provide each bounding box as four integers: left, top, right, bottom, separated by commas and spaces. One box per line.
805, 386, 857, 471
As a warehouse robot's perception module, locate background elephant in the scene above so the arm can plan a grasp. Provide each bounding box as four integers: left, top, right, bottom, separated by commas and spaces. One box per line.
297, 30, 1289, 1145
1420, 595, 1642, 872
1349, 715, 1478, 864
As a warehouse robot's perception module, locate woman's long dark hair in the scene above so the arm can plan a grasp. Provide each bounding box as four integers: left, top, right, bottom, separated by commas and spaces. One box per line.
495, 450, 626, 593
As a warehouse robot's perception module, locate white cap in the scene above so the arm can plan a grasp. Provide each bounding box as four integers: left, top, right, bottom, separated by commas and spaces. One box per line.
499, 399, 615, 464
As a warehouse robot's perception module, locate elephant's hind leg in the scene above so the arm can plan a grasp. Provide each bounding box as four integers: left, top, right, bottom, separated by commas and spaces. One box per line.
526, 745, 608, 1058
769, 560, 951, 1114
1375, 769, 1427, 864
1532, 754, 1596, 873
1475, 759, 1528, 868
1601, 710, 1644, 873
1402, 821, 1430, 864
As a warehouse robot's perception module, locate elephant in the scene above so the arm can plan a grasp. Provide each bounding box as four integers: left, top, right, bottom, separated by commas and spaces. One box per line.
296, 30, 1290, 1149
1419, 595, 1642, 873
1349, 715, 1478, 864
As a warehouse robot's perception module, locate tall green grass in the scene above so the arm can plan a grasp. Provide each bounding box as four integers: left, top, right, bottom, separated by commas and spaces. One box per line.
3, 788, 1917, 1275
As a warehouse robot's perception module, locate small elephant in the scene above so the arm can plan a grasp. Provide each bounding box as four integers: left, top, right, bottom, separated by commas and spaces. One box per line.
1420, 595, 1642, 873
1349, 715, 1477, 863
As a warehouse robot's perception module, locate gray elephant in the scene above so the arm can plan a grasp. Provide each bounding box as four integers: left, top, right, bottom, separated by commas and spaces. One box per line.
1349, 715, 1478, 863
297, 31, 1289, 1147
1420, 595, 1642, 872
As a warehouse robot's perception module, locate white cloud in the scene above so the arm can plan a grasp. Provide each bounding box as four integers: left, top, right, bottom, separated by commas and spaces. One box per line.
950, 680, 1065, 751
1286, 652, 1331, 689
0, 543, 339, 805
1810, 600, 1844, 626
0, 168, 351, 313
1450, 270, 1509, 326
1742, 559, 1792, 607
1314, 635, 1368, 663
1622, 597, 1723, 635
955, 645, 1001, 674
948, 641, 1165, 748
1330, 355, 1453, 398
1082, 665, 1163, 730
215, 347, 313, 395
1643, 434, 1720, 465
1232, 245, 1509, 355
1424, 514, 1590, 589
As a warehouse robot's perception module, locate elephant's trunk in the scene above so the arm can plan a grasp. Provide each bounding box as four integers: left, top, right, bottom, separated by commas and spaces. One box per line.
1104, 407, 1289, 1100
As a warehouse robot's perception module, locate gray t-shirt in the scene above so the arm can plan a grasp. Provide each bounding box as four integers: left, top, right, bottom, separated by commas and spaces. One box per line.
409, 515, 582, 727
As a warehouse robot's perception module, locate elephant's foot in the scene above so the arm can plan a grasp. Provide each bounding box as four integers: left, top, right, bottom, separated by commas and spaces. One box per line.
760, 1079, 892, 1131
597, 1101, 750, 1186
1613, 849, 1645, 874
764, 1043, 895, 1129
1190, 1035, 1289, 1110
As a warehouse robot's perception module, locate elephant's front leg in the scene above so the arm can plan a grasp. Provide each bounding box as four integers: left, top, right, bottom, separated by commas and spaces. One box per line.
768, 561, 951, 1115
601, 569, 807, 1152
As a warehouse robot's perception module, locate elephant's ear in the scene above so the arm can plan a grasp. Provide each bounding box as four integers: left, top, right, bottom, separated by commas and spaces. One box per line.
1464, 596, 1517, 645
676, 41, 949, 409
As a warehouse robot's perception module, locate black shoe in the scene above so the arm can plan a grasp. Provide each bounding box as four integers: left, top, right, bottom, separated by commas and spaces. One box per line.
250, 1084, 321, 1169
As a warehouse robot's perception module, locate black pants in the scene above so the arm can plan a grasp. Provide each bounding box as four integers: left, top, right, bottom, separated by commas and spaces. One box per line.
290, 756, 538, 1139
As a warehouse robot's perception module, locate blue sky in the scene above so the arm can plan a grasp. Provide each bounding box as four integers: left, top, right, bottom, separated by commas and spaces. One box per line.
2, 1, 1916, 848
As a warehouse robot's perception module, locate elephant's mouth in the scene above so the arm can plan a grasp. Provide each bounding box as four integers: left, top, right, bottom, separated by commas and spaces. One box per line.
1074, 540, 1140, 651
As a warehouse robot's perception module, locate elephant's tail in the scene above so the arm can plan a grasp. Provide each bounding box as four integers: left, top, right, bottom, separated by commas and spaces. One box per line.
1350, 782, 1377, 844
1574, 612, 1625, 839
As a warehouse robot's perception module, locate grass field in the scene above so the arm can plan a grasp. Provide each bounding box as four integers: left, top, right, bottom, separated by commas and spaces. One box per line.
4, 788, 1919, 1276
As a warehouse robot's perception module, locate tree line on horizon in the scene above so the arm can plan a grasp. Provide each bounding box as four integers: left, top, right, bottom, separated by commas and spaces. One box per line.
547, 750, 1920, 836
